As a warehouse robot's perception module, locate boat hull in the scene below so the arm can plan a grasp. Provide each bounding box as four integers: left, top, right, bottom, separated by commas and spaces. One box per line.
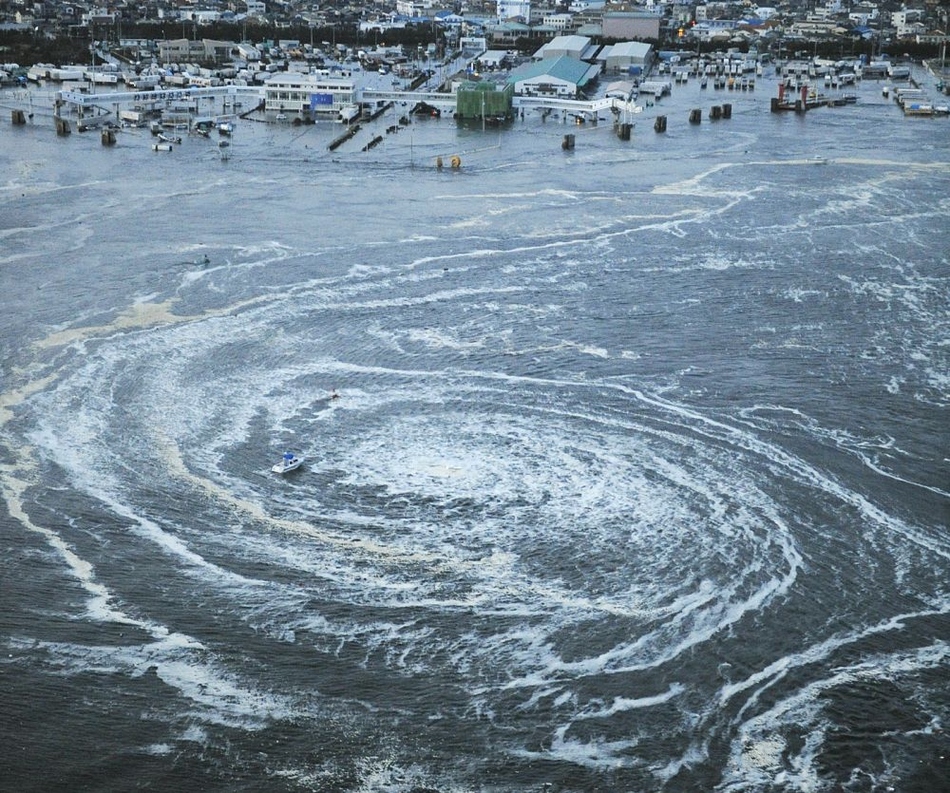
272, 456, 302, 474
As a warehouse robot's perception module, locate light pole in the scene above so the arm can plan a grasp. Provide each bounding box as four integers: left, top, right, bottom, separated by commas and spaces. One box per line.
89, 21, 96, 93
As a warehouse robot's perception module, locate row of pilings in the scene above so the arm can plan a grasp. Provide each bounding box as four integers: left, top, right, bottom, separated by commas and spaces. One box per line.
17, 102, 735, 154
656, 103, 732, 133
688, 103, 733, 124
560, 102, 736, 148
13, 108, 72, 135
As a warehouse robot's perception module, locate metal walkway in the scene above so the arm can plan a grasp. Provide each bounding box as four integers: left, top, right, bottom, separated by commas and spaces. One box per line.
363, 90, 638, 119
57, 85, 262, 110
56, 83, 640, 122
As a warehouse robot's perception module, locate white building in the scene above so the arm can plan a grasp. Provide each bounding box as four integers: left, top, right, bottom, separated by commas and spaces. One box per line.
189, 10, 221, 24
890, 9, 916, 27
460, 36, 488, 55
569, 0, 605, 9
534, 34, 592, 61
263, 71, 357, 119
691, 19, 738, 41
396, 0, 426, 17
498, 0, 531, 22
849, 4, 879, 26
603, 41, 652, 72
542, 13, 574, 31
891, 8, 923, 35
235, 42, 261, 62
478, 49, 514, 68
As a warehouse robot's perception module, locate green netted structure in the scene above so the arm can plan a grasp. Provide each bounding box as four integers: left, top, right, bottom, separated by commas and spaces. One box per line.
455, 81, 515, 122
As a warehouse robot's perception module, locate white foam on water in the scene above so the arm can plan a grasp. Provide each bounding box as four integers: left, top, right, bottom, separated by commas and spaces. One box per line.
0, 462, 151, 631
9, 629, 299, 731
578, 683, 687, 719
178, 724, 209, 743
22, 305, 818, 708
718, 636, 950, 792
5, 151, 947, 790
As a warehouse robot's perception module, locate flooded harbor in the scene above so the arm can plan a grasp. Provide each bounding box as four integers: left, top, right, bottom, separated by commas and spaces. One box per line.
2, 49, 949, 793
5, 52, 947, 168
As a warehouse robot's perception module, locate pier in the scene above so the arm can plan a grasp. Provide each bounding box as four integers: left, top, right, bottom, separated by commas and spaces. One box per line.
770, 82, 856, 113
55, 85, 262, 129
53, 82, 643, 129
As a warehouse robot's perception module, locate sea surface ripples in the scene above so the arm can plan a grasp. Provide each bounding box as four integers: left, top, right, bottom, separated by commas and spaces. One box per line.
1, 74, 948, 791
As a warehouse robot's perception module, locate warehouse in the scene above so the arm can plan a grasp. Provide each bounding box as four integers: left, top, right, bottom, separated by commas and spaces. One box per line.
508, 56, 601, 98
532, 34, 596, 62
601, 41, 653, 74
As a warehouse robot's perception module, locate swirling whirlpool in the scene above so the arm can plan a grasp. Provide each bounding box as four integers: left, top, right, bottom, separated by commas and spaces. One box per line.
11, 240, 949, 791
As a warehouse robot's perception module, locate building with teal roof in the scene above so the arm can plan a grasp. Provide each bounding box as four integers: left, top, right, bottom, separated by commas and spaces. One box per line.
507, 55, 602, 98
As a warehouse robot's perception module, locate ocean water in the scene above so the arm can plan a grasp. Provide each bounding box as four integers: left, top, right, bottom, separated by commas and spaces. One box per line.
1, 70, 948, 792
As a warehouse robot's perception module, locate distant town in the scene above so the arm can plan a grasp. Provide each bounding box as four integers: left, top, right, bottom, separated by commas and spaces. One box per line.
2, 0, 948, 132
2, 0, 948, 73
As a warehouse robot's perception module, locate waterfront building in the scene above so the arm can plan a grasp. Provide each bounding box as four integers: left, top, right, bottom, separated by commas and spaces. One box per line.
455, 81, 515, 120
263, 71, 357, 119
508, 54, 601, 97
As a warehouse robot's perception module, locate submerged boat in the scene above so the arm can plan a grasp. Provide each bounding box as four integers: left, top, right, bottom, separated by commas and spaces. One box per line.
272, 451, 302, 474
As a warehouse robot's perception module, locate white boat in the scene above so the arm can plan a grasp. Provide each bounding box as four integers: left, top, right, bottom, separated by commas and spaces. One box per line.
272, 451, 302, 474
